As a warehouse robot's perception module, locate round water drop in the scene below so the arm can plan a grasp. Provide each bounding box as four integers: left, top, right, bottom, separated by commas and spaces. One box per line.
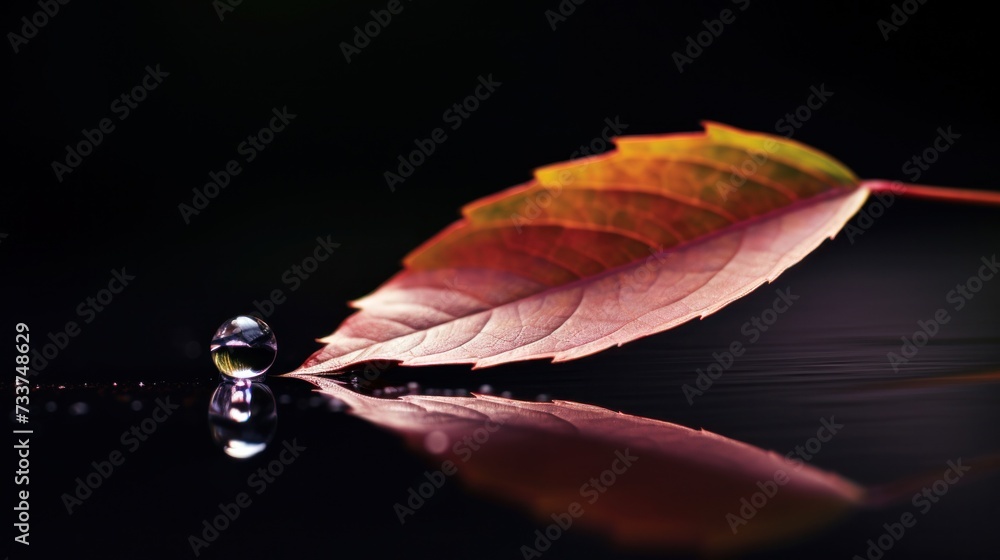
210, 316, 277, 381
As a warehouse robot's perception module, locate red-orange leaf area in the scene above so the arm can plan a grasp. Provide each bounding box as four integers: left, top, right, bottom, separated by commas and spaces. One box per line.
294, 122, 873, 374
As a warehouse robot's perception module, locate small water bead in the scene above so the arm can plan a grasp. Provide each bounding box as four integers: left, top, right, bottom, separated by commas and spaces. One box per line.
210, 316, 277, 381
69, 402, 90, 416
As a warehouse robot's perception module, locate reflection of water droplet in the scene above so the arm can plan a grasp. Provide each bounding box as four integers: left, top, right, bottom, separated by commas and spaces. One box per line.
210, 316, 277, 381
535, 394, 550, 402
208, 382, 277, 459
478, 384, 493, 394
69, 402, 89, 416
130, 400, 143, 411
45, 401, 57, 413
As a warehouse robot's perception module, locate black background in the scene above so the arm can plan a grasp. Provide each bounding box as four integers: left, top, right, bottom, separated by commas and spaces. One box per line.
4, 1, 1000, 559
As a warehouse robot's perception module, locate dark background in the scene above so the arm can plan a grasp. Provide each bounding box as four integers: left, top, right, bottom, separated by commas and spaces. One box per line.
4, 1, 1000, 559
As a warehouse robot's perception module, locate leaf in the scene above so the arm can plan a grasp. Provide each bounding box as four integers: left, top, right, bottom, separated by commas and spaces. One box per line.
292, 122, 996, 375
296, 375, 865, 553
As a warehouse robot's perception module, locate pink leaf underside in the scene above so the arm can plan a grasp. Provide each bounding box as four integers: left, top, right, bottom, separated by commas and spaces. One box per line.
294, 187, 869, 374
299, 375, 865, 553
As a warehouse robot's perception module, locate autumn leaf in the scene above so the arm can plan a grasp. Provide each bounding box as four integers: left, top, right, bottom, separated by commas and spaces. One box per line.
295, 375, 1000, 554
292, 122, 1000, 375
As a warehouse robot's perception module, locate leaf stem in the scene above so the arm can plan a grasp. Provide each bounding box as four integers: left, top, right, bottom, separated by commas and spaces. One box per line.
862, 180, 1000, 206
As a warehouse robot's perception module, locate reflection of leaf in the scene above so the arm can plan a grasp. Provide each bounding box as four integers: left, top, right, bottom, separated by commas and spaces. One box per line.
296, 374, 865, 554
867, 369, 1000, 390
293, 123, 999, 374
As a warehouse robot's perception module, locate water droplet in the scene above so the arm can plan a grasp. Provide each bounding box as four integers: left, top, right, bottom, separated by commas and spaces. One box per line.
69, 402, 89, 416
208, 382, 277, 459
210, 316, 277, 381
327, 398, 345, 412
184, 340, 202, 359
424, 430, 449, 454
